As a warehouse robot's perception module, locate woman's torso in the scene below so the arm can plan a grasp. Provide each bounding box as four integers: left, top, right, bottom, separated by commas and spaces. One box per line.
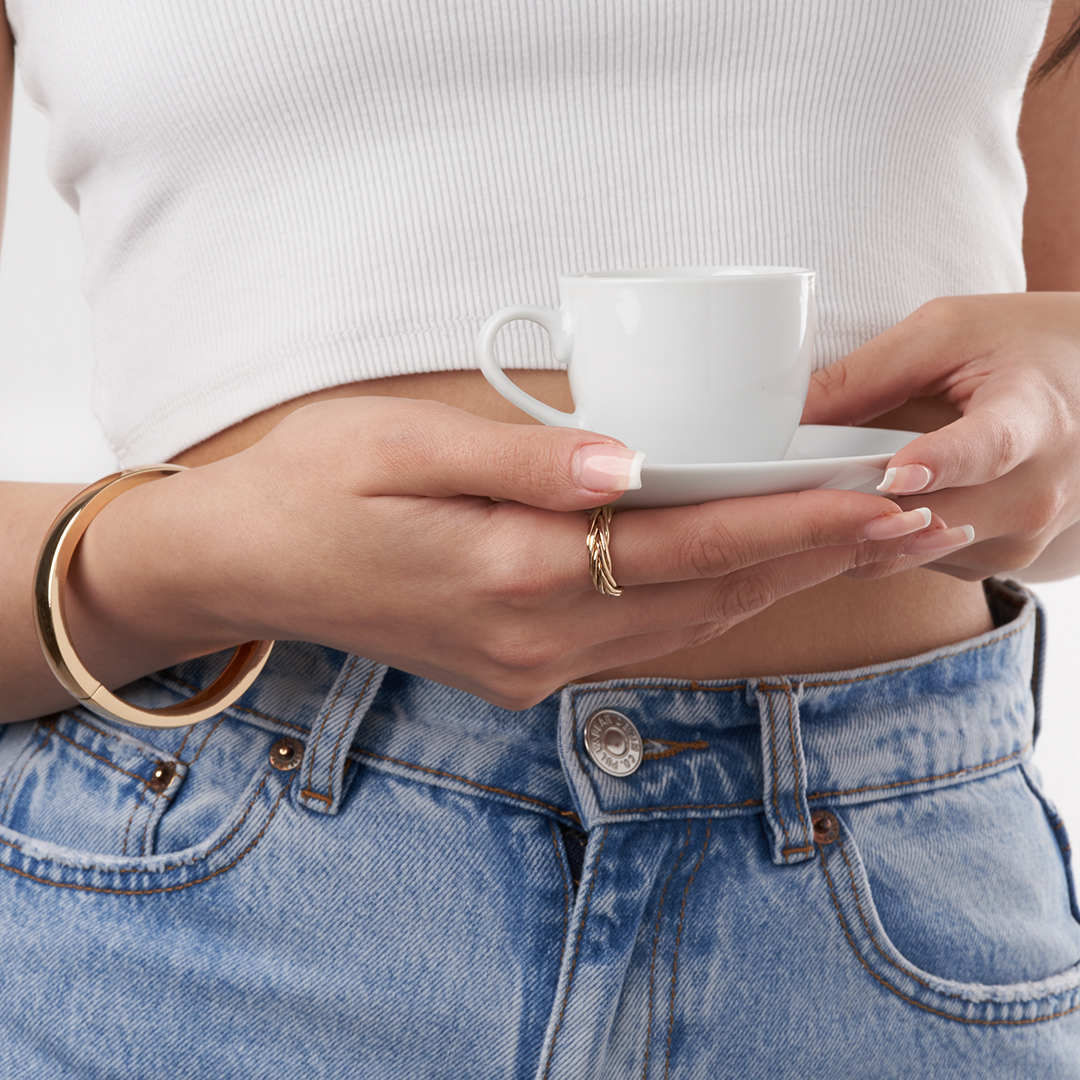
10, 0, 1047, 675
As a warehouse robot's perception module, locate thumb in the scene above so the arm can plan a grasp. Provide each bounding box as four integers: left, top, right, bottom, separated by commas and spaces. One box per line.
337, 397, 645, 510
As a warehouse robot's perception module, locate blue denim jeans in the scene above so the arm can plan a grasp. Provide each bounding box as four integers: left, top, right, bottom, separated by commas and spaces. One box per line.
1, 579, 1078, 1078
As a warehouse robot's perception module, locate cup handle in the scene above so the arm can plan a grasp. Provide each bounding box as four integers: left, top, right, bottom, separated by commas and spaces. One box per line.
477, 305, 580, 427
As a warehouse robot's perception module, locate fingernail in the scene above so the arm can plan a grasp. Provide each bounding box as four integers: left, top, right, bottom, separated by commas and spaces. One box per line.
877, 464, 934, 494
902, 524, 975, 555
859, 507, 932, 542
573, 446, 646, 492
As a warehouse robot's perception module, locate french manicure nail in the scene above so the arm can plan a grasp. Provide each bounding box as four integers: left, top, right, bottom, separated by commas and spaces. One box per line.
902, 524, 975, 555
877, 464, 934, 495
574, 445, 646, 492
859, 507, 932, 542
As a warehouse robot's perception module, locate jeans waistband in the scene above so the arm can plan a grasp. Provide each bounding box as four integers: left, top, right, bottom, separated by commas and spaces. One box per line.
145, 580, 1042, 856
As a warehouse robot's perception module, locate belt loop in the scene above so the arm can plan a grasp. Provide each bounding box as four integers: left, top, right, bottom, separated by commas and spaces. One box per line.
297, 656, 387, 816
750, 677, 814, 866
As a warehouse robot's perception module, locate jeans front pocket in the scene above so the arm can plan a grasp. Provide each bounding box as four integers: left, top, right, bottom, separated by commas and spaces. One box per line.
818, 765, 1080, 1025
0, 710, 186, 858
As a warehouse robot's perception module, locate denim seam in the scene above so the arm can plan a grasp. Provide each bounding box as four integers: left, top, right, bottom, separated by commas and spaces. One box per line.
49, 727, 160, 786
1, 721, 53, 822
541, 825, 609, 1080
819, 839, 1080, 1024
664, 821, 711, 1080
0, 781, 290, 896
836, 839, 956, 998
641, 739, 709, 762
548, 820, 570, 961
783, 685, 812, 852
350, 747, 580, 823
138, 790, 165, 857
121, 786, 145, 857
805, 740, 1032, 802
305, 655, 360, 795
185, 714, 228, 765
0, 770, 274, 875
69, 713, 152, 751
176, 723, 195, 758
642, 822, 692, 1080
565, 613, 1029, 704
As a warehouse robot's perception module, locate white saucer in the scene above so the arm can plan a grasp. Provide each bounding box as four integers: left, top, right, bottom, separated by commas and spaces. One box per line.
616, 425, 921, 509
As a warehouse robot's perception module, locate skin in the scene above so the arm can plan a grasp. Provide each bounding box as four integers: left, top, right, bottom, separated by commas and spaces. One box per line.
0, 4, 1077, 721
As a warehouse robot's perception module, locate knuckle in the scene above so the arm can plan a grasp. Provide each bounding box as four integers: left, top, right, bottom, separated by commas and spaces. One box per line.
988, 538, 1045, 573
709, 570, 776, 623
916, 295, 963, 329
1018, 484, 1068, 537
985, 417, 1024, 478
679, 512, 746, 578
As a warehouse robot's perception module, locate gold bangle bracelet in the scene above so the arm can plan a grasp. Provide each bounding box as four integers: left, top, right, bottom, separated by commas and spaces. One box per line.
32, 464, 274, 729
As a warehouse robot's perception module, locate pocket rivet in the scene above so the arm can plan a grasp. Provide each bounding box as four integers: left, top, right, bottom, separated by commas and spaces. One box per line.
147, 760, 176, 794
812, 810, 840, 845
269, 737, 304, 771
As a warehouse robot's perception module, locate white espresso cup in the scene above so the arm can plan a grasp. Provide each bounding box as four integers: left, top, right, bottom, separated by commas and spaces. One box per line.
477, 267, 815, 464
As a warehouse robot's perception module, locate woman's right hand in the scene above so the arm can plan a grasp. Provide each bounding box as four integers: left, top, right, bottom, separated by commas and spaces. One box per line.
61, 395, 977, 711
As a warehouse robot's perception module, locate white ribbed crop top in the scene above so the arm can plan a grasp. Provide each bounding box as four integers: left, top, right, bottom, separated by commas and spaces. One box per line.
8, 0, 1051, 466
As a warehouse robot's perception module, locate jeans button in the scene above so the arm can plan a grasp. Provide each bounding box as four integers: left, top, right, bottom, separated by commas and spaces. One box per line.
269, 737, 304, 771
584, 709, 642, 777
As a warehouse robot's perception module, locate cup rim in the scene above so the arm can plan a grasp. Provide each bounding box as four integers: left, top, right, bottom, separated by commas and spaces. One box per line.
563, 266, 814, 282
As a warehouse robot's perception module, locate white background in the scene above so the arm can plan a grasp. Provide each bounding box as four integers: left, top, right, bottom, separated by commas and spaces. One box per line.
3, 82, 1078, 824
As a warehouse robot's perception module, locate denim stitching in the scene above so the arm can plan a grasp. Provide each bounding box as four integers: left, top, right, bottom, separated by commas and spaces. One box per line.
0, 782, 290, 896
50, 727, 158, 786
121, 786, 146, 856
138, 790, 165, 857
664, 821, 711, 1079
305, 655, 360, 794
783, 684, 811, 851
0, 771, 273, 873
69, 713, 152, 752
541, 825, 608, 1080
185, 714, 227, 765
819, 839, 1080, 1024
836, 839, 949, 997
642, 823, 692, 1080
306, 662, 379, 805
765, 692, 792, 855
641, 739, 709, 762
351, 747, 580, 823
605, 798, 763, 816
1, 721, 54, 822
175, 723, 196, 757
159, 672, 302, 733
805, 741, 1031, 801
548, 820, 570, 960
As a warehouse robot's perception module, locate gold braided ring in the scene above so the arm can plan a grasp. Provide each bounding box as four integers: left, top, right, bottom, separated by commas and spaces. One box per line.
585, 505, 622, 597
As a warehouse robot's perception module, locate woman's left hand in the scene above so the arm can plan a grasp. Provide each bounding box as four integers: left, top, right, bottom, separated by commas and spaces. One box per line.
803, 291, 1080, 581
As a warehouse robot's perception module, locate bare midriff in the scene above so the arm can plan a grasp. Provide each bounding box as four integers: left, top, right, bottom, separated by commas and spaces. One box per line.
172, 370, 994, 679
